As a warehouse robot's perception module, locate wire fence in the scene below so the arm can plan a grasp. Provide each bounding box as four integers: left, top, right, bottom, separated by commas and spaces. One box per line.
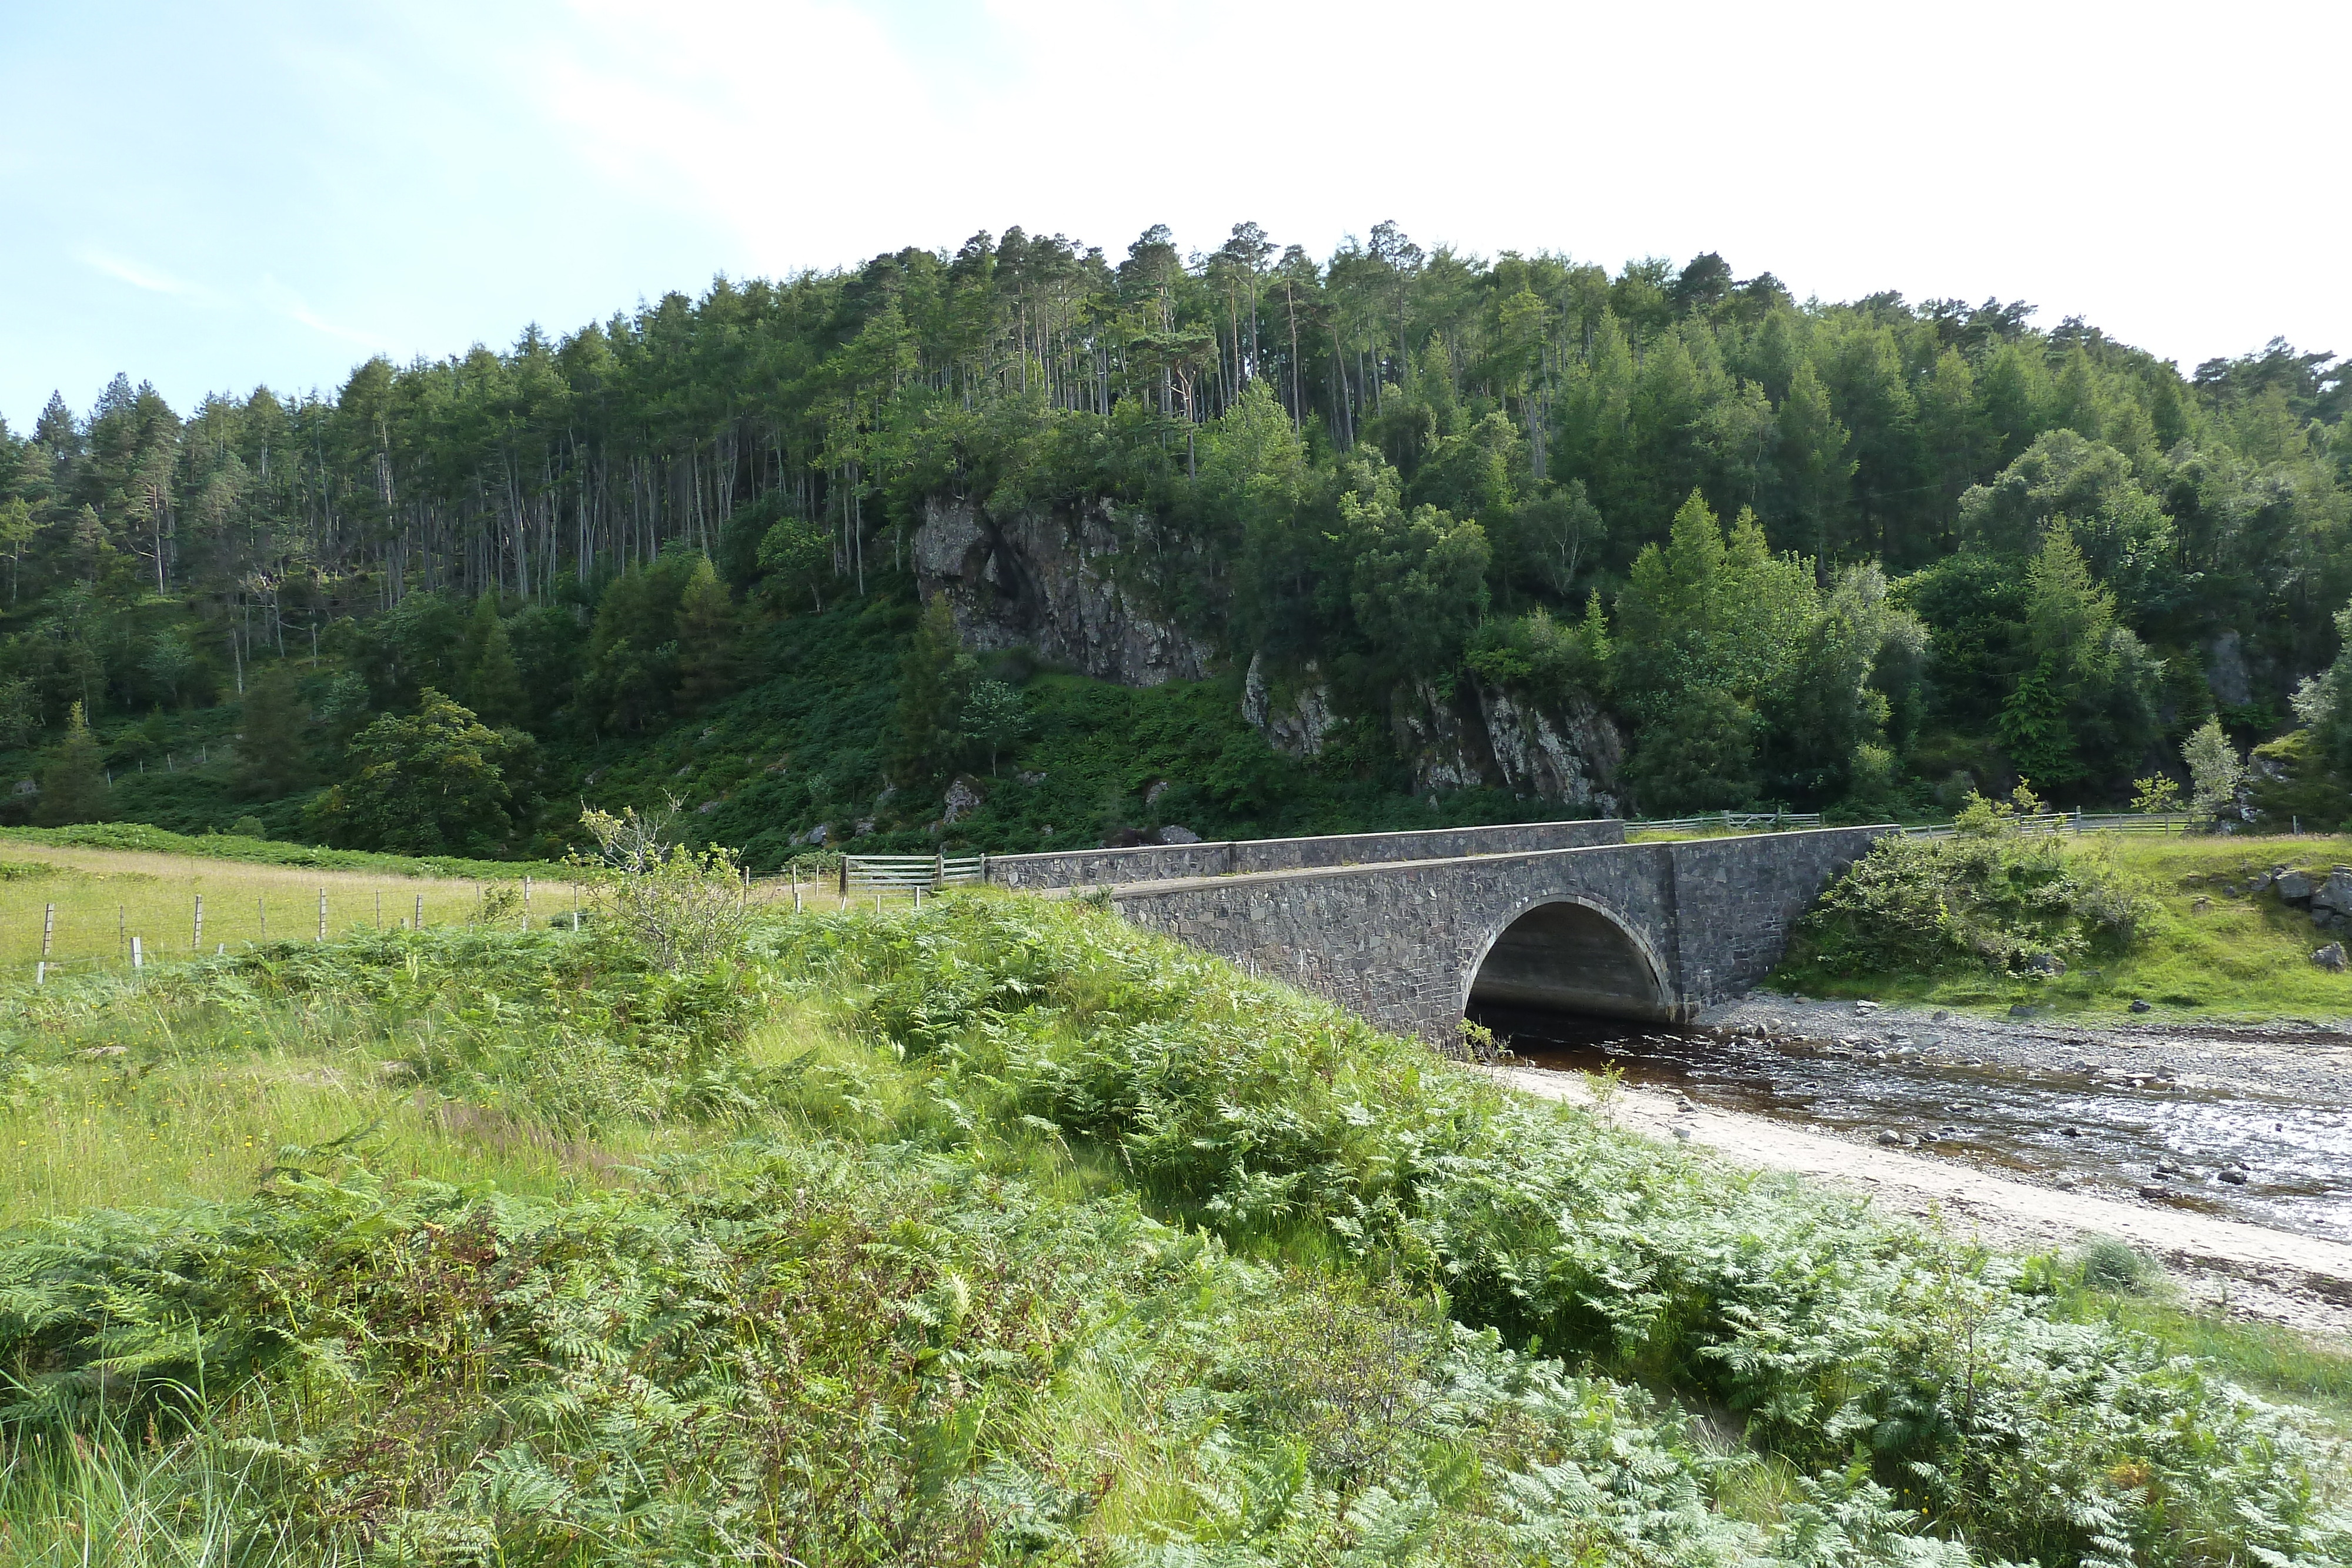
6, 877, 585, 987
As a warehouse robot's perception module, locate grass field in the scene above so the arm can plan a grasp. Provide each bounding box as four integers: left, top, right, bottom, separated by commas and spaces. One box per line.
0, 838, 910, 984
0, 839, 594, 980
1778, 830, 2352, 1021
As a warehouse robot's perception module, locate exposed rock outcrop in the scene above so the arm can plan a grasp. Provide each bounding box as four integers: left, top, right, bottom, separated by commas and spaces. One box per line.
1389, 676, 1620, 810
913, 497, 1213, 687
1242, 654, 1341, 758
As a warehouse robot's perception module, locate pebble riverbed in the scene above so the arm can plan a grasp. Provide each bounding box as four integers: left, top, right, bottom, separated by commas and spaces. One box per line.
1474, 993, 2352, 1243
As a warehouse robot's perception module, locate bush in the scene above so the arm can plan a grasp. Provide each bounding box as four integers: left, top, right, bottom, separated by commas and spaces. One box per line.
1786, 831, 2147, 979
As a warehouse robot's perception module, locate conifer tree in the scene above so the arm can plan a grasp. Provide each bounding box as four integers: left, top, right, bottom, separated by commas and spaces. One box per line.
459, 595, 526, 726
33, 702, 110, 825
232, 663, 312, 799
673, 557, 740, 711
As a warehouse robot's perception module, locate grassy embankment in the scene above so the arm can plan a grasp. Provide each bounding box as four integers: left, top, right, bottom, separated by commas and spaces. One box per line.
0, 858, 2347, 1566
1777, 829, 2352, 1022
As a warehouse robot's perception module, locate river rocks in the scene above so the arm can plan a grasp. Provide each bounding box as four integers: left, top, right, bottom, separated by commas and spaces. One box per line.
1876, 1130, 1903, 1146
2314, 942, 2347, 972
2137, 1184, 2172, 1201
2129, 998, 2153, 1013
2060, 1124, 2082, 1137
2219, 1165, 2251, 1185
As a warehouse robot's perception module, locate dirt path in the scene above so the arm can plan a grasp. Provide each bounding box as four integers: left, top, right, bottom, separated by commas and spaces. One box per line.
1501, 1064, 2352, 1339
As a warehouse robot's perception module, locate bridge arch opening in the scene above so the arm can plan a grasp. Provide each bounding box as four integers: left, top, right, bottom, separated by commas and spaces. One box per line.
1465, 898, 1671, 1024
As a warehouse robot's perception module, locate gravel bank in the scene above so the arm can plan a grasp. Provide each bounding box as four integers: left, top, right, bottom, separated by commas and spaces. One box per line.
1495, 991, 2352, 1339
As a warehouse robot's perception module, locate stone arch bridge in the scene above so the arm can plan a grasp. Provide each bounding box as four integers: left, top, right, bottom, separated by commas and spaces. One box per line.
982, 820, 1887, 1045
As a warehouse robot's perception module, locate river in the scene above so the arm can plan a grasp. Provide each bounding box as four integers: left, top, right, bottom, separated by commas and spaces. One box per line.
1474, 1002, 2352, 1243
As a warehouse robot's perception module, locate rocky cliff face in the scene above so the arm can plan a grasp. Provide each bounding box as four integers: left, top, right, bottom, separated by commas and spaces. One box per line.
1389, 676, 1621, 811
1241, 654, 1341, 758
917, 493, 1618, 808
1241, 656, 1621, 810
913, 497, 1215, 687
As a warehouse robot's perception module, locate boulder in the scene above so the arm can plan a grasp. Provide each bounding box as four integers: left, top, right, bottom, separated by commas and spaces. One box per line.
941, 777, 983, 824
2275, 870, 2315, 902
1154, 825, 1202, 845
2129, 998, 2153, 1013
2313, 942, 2347, 972
2313, 869, 2352, 915
2023, 951, 2067, 976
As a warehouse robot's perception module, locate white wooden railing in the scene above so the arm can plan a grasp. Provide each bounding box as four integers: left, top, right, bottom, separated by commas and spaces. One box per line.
839, 853, 988, 892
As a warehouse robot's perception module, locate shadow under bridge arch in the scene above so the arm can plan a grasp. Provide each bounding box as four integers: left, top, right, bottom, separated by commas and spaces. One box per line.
1464, 898, 1673, 1024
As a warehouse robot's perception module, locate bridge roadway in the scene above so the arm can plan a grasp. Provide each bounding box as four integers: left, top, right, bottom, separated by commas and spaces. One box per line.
982, 820, 1887, 1047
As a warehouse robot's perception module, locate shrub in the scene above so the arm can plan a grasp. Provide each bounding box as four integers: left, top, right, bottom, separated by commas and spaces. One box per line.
1786, 831, 2147, 979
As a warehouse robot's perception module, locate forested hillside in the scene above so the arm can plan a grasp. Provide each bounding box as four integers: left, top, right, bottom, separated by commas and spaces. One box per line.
3, 222, 2349, 862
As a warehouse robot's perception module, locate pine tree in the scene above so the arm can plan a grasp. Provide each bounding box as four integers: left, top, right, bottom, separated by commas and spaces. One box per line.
232, 664, 312, 799
673, 557, 740, 711
459, 595, 526, 726
33, 702, 111, 825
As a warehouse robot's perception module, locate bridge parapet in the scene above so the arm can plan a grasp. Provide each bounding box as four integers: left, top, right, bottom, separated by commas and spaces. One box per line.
1095, 825, 1890, 1045
984, 818, 1625, 891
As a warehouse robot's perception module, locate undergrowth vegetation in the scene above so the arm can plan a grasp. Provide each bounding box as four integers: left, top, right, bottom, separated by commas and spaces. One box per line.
0, 889, 2344, 1564
1778, 828, 2352, 1018
1784, 830, 2148, 981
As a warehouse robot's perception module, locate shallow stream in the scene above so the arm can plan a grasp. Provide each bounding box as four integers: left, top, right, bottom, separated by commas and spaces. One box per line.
1474, 1005, 2352, 1242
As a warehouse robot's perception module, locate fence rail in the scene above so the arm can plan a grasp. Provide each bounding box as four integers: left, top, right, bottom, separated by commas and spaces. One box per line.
840, 854, 988, 892
1901, 810, 2202, 840
1623, 811, 1824, 837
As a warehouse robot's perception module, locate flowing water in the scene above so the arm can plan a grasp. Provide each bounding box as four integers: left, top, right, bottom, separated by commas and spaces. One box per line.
1473, 1004, 2352, 1242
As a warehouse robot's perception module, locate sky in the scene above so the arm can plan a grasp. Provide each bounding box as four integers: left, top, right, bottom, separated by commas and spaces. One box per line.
3, 0, 2346, 429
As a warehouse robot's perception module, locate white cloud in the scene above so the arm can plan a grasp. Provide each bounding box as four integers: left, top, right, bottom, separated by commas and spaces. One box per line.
83, 251, 218, 303
258, 276, 392, 350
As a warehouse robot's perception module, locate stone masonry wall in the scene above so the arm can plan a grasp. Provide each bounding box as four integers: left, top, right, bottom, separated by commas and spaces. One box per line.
1105, 826, 1885, 1045
985, 818, 1626, 891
